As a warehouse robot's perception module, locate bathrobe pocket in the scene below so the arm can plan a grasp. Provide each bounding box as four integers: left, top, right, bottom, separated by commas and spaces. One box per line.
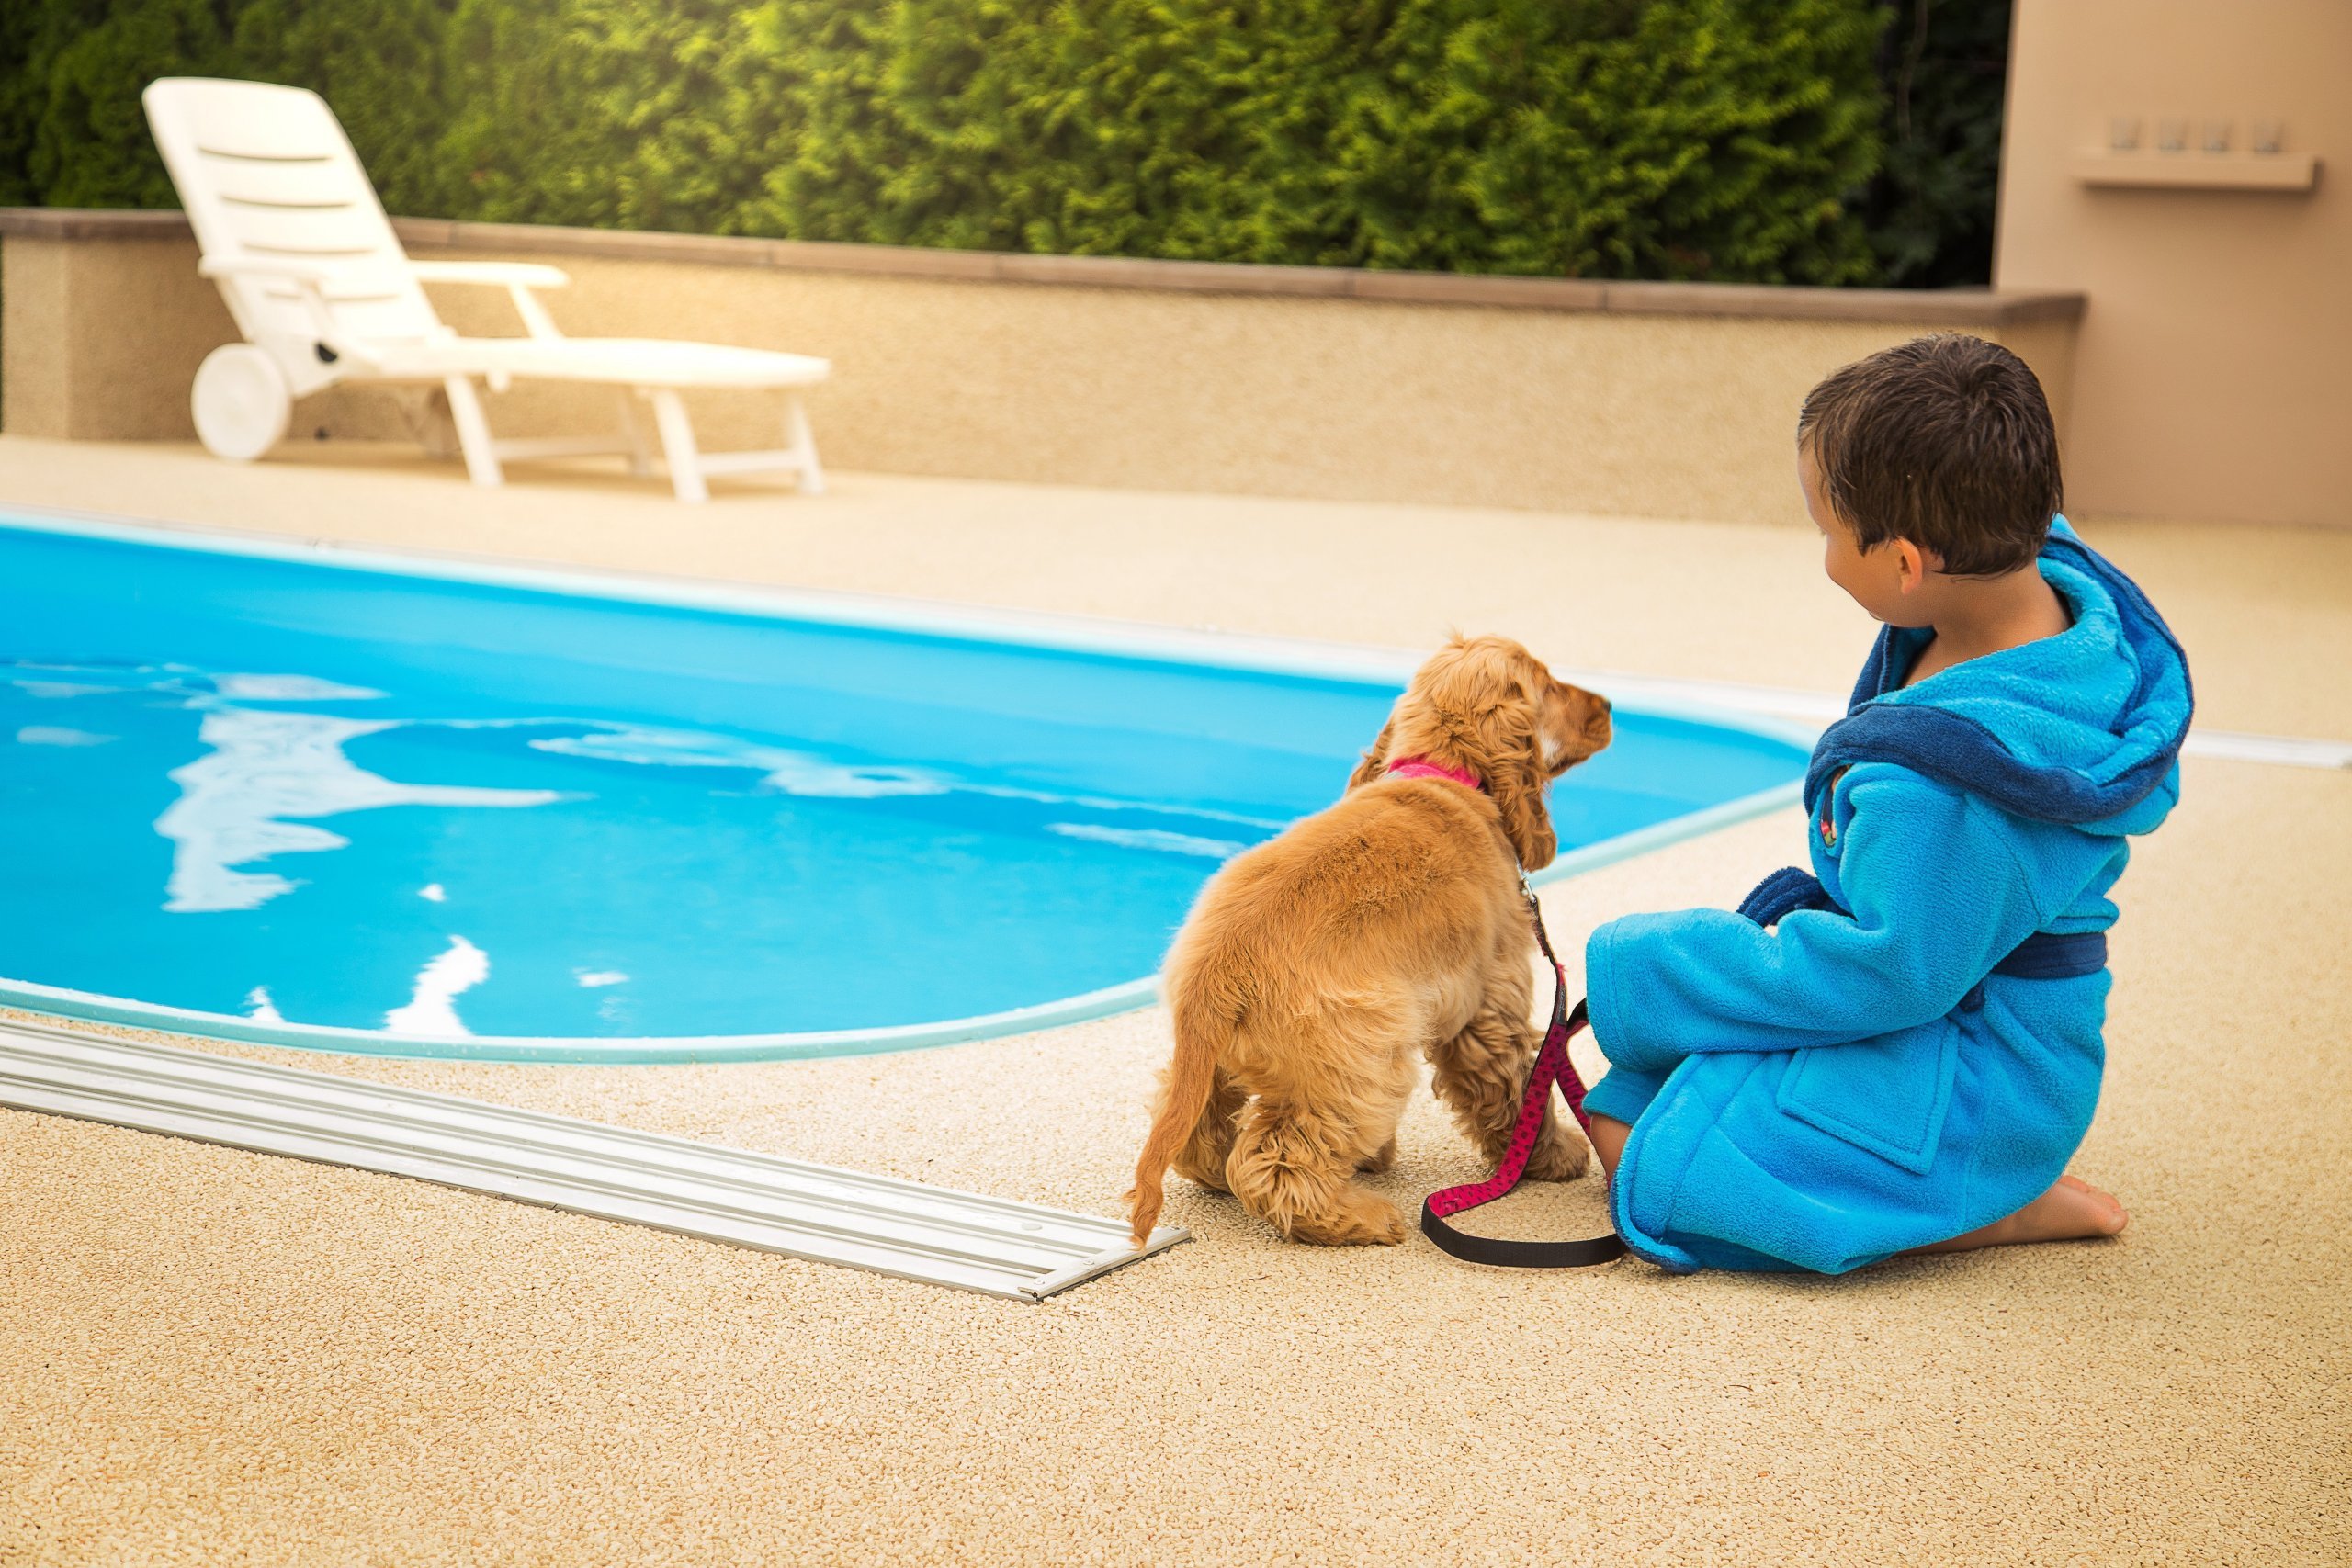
1775, 1017, 1961, 1176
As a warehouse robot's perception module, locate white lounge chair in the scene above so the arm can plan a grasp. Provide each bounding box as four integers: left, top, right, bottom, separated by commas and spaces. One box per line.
143, 76, 828, 502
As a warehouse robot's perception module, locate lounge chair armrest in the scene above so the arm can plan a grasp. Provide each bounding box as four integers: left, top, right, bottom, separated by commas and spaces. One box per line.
195, 254, 374, 366
406, 260, 571, 289
407, 259, 571, 339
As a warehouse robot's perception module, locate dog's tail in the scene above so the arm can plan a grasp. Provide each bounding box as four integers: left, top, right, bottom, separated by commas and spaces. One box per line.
1125, 993, 1226, 1249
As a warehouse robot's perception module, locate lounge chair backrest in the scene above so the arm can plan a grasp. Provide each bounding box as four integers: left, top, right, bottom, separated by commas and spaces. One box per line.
143, 77, 443, 353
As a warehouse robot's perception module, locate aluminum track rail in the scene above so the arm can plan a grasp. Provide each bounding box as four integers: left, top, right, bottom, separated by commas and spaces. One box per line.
0, 1018, 1187, 1301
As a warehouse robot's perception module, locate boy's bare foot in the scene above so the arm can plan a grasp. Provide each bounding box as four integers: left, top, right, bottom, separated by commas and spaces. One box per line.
1587, 1113, 1630, 1181
1905, 1173, 2130, 1257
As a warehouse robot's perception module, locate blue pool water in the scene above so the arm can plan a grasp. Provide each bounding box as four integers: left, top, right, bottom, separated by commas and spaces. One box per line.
0, 514, 1809, 1060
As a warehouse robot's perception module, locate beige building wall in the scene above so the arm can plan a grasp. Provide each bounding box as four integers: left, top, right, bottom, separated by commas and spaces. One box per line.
1996, 0, 2350, 526
0, 233, 243, 443
5, 213, 2080, 526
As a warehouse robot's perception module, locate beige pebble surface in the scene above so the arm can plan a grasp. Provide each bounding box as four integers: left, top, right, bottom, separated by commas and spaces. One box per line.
0, 440, 2346, 1565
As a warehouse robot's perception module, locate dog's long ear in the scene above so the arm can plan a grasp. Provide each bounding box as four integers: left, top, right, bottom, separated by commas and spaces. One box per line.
1345, 716, 1397, 792
1479, 672, 1557, 872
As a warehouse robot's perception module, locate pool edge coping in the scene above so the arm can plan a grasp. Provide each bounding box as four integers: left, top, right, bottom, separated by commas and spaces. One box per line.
0, 504, 1819, 1064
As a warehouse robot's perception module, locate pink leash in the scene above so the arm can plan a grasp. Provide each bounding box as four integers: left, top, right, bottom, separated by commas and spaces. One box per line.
1419, 891, 1627, 1268
1383, 757, 1624, 1266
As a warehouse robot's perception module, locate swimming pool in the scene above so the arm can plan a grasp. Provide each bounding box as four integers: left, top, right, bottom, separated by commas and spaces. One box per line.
0, 512, 1812, 1062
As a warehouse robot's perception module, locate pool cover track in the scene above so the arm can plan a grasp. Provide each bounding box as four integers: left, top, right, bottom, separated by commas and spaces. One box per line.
0, 1014, 1187, 1300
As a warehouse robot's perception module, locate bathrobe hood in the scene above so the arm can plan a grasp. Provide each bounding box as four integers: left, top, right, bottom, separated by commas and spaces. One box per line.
1804, 519, 2193, 838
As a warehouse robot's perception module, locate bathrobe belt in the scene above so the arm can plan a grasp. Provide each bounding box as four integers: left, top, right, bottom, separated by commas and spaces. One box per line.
1736, 866, 2108, 1013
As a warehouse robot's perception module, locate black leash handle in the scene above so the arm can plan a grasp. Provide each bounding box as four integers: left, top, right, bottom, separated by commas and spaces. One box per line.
1419, 1204, 1627, 1269
1419, 980, 1625, 1269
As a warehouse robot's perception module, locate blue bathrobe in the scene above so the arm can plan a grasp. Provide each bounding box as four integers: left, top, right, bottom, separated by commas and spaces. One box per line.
1581, 520, 2192, 1274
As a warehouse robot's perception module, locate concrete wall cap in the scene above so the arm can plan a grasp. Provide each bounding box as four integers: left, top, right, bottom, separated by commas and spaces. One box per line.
0, 206, 2087, 325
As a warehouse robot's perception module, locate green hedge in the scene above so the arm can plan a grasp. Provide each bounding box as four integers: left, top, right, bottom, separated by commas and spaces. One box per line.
1, 0, 1896, 285
1856, 0, 2012, 288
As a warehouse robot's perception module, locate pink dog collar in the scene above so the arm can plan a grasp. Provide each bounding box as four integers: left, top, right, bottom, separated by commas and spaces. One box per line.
1385, 756, 1484, 792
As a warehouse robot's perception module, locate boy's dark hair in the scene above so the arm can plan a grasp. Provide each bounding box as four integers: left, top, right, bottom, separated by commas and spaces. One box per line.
1797, 333, 2063, 576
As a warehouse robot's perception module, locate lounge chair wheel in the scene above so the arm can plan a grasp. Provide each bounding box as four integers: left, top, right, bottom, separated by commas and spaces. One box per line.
191, 344, 291, 462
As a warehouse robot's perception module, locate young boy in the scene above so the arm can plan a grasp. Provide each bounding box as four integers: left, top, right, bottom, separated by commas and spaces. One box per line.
1578, 333, 2191, 1274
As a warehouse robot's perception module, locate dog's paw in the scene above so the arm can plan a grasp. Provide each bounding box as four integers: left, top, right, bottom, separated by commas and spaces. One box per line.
1355, 1136, 1399, 1175
1288, 1198, 1409, 1247
1524, 1127, 1593, 1182
1341, 1203, 1411, 1247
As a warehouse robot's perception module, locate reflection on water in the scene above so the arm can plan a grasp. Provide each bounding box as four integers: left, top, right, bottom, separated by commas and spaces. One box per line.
17, 726, 114, 747
1044, 822, 1245, 859
2, 656, 1295, 1037
16, 663, 1274, 922
207, 674, 384, 702
528, 723, 948, 798
159, 708, 564, 913
384, 935, 490, 1037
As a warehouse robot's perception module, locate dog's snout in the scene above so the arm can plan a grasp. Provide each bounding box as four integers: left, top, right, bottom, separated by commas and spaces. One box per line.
1578, 691, 1614, 750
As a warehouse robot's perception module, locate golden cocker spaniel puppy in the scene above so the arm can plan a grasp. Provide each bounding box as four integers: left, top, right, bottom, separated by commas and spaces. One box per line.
1127, 636, 1613, 1247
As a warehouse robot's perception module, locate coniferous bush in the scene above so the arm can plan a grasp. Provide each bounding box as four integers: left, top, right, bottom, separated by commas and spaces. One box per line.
0, 0, 1905, 285
1856, 0, 2012, 288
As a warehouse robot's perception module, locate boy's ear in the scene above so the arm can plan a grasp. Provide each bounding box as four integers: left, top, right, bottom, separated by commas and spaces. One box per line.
1894, 538, 1934, 593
